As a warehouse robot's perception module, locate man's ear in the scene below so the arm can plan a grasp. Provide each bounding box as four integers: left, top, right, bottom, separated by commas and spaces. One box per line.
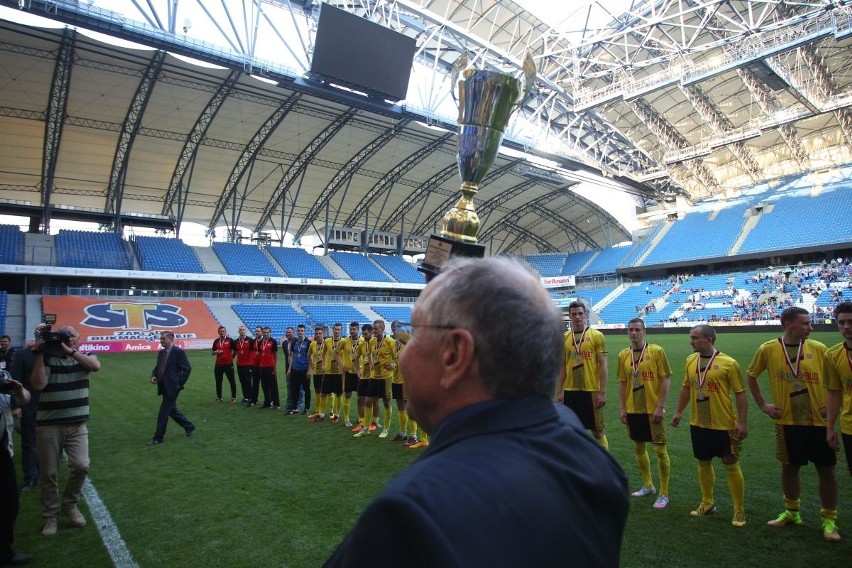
438, 329, 476, 390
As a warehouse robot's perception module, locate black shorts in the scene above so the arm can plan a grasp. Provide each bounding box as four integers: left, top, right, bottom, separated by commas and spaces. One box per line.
775, 424, 837, 467
344, 373, 359, 393
321, 373, 343, 395
365, 379, 386, 398
690, 426, 742, 461
392, 382, 404, 401
626, 413, 666, 444
843, 433, 852, 476
356, 377, 370, 397
312, 374, 323, 392
562, 391, 604, 432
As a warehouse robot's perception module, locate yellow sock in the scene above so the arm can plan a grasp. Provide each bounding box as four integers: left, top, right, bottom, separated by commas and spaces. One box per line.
317, 394, 327, 415
784, 497, 800, 512
820, 508, 837, 521
634, 442, 653, 488
343, 397, 352, 422
409, 420, 418, 438
364, 406, 373, 427
725, 462, 744, 512
334, 394, 343, 416
398, 410, 408, 434
383, 405, 393, 430
597, 434, 609, 450
654, 444, 671, 496
697, 460, 715, 506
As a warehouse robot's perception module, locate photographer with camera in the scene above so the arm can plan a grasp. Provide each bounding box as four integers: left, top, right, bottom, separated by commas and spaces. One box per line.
30, 324, 101, 537
1, 370, 32, 565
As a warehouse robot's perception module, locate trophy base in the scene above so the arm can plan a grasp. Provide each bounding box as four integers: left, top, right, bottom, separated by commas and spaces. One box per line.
417, 234, 486, 281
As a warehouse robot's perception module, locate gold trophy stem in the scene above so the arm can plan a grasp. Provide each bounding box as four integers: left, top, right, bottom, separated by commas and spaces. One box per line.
440, 182, 480, 244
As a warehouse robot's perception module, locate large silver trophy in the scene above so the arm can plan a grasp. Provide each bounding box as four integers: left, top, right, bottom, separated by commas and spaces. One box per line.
419, 52, 536, 278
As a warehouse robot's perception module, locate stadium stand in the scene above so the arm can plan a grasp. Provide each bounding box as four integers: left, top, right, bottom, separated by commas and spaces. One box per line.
639, 207, 746, 266
561, 250, 595, 275
231, 304, 304, 336
329, 251, 393, 282
134, 236, 205, 273
0, 290, 6, 335
370, 305, 413, 323
55, 229, 131, 270
580, 246, 633, 276
524, 254, 566, 277
369, 254, 422, 283
597, 281, 670, 326
739, 185, 852, 254
300, 304, 370, 326
267, 247, 334, 279
212, 242, 280, 277
619, 222, 665, 268
0, 225, 24, 265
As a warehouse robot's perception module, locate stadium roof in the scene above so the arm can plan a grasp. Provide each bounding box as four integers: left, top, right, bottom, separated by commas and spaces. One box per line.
1, 0, 850, 254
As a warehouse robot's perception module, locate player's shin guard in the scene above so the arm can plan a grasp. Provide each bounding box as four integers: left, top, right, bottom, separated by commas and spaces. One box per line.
398, 410, 408, 435
596, 433, 609, 450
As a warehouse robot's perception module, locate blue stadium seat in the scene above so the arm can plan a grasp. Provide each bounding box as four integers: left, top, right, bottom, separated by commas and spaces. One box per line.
371, 305, 413, 323
329, 251, 392, 282
135, 236, 205, 273
267, 247, 334, 279
300, 304, 370, 326
0, 225, 24, 265
231, 304, 305, 337
55, 229, 131, 270
369, 254, 422, 283
212, 243, 279, 277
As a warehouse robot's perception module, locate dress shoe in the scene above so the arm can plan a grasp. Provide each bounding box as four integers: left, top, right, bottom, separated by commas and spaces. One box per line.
146, 439, 162, 445
2, 552, 32, 565
21, 480, 36, 492
185, 426, 196, 437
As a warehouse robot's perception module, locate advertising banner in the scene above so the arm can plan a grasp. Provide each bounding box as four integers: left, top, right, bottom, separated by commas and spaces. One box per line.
40, 297, 220, 353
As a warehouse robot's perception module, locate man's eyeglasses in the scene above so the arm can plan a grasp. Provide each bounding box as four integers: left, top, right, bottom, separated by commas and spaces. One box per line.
395, 322, 457, 344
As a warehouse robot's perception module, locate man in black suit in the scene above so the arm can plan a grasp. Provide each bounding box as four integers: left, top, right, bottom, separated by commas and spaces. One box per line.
148, 331, 195, 445
8, 346, 38, 491
324, 256, 629, 567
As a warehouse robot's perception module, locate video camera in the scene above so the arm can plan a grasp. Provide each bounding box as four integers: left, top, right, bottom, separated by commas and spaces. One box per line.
35, 315, 72, 357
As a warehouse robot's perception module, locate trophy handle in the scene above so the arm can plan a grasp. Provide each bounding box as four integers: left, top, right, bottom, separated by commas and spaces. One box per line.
450, 51, 469, 107
515, 52, 537, 112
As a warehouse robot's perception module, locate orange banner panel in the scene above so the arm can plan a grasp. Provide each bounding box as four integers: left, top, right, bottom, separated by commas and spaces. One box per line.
40, 297, 220, 353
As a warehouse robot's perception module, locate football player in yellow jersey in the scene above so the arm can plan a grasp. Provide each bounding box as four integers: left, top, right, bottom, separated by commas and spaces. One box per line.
746, 306, 839, 541
351, 324, 373, 435
355, 320, 396, 438
388, 320, 411, 442
318, 323, 345, 423
307, 325, 326, 422
558, 301, 609, 449
338, 322, 362, 428
617, 318, 671, 508
827, 301, 852, 477
672, 324, 748, 528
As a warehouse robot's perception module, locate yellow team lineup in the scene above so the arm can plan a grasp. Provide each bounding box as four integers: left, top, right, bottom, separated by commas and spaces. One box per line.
213, 298, 852, 545
560, 299, 852, 543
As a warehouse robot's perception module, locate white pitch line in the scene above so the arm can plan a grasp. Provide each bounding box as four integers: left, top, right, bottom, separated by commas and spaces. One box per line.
82, 478, 140, 568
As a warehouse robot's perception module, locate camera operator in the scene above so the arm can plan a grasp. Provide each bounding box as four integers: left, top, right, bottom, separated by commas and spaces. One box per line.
30, 325, 101, 537
1, 370, 32, 566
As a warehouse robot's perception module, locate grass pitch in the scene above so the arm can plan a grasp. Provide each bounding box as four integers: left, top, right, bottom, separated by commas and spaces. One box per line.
10, 330, 852, 567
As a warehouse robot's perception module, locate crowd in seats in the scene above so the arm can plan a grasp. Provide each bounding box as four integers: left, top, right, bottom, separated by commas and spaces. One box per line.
593, 261, 852, 326
0, 225, 24, 265
212, 243, 280, 277
300, 304, 369, 327
231, 304, 304, 337
134, 235, 205, 273
267, 247, 334, 279
370, 305, 412, 323
329, 251, 393, 282
369, 254, 422, 283
55, 230, 131, 270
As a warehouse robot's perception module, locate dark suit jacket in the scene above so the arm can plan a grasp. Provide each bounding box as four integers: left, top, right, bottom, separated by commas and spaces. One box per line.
324, 395, 629, 568
152, 346, 191, 397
